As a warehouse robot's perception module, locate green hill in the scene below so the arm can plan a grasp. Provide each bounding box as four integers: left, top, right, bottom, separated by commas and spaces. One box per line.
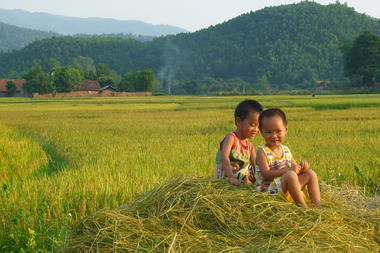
166, 1, 380, 86
1, 2, 380, 90
0, 22, 57, 52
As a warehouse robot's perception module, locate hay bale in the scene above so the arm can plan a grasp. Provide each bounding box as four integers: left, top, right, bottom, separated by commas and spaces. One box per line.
61, 178, 379, 252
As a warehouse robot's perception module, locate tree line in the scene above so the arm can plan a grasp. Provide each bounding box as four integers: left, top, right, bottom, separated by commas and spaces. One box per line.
19, 63, 157, 95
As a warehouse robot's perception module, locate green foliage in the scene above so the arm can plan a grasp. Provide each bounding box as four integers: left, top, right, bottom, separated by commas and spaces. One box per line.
45, 57, 61, 72
22, 65, 55, 94
6, 81, 18, 96
134, 69, 157, 92
343, 31, 380, 87
119, 72, 135, 92
96, 63, 110, 77
97, 75, 116, 88
256, 75, 271, 93
169, 77, 254, 95
354, 166, 379, 194
51, 65, 83, 92
0, 36, 151, 77
72, 56, 96, 74
119, 69, 157, 92
95, 63, 118, 87
83, 70, 96, 80
74, 33, 155, 42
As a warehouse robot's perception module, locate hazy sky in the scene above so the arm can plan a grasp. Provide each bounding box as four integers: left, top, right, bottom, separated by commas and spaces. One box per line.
1, 0, 380, 31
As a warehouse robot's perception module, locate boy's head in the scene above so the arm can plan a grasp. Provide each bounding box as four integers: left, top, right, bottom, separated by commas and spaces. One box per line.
234, 100, 263, 122
234, 100, 263, 139
259, 108, 287, 131
259, 108, 288, 147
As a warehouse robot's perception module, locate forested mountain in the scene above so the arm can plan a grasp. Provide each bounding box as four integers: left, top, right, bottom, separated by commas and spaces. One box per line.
0, 22, 57, 52
166, 1, 380, 86
0, 8, 188, 36
0, 21, 155, 52
1, 2, 380, 90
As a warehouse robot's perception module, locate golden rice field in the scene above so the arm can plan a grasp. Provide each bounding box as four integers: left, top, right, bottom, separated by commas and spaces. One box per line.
0, 95, 379, 252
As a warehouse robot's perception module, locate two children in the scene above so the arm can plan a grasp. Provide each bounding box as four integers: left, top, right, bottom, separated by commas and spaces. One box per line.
216, 100, 321, 208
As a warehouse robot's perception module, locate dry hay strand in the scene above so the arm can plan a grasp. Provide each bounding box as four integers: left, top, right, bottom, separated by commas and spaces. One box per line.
61, 178, 379, 252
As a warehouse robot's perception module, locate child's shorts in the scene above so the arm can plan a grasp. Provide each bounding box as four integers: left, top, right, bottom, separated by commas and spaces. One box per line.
279, 187, 309, 203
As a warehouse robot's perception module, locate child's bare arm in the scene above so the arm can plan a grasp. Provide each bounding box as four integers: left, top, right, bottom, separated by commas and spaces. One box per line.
250, 147, 256, 167
248, 147, 256, 183
220, 134, 239, 185
256, 148, 289, 180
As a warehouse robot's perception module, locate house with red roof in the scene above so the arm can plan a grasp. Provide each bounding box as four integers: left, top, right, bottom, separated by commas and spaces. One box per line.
0, 79, 26, 96
79, 80, 101, 92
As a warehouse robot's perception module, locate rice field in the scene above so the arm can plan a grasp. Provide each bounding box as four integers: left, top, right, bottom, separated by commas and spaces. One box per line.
0, 95, 379, 252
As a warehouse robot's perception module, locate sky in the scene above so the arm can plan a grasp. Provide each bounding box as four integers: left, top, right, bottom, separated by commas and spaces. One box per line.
1, 0, 380, 32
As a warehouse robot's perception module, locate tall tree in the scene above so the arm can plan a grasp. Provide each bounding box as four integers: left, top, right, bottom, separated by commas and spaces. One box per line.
343, 30, 380, 87
134, 69, 157, 92
96, 63, 110, 77
22, 65, 55, 94
97, 76, 116, 87
51, 65, 83, 92
119, 72, 135, 92
96, 63, 118, 87
119, 69, 157, 92
83, 70, 97, 80
6, 81, 18, 96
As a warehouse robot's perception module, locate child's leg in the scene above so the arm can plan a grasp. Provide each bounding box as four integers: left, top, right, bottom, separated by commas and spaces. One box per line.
281, 171, 308, 208
298, 169, 321, 208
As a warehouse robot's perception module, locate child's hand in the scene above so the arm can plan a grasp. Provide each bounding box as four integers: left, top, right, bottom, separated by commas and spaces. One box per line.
228, 177, 240, 186
300, 161, 309, 171
231, 163, 240, 171
288, 165, 302, 174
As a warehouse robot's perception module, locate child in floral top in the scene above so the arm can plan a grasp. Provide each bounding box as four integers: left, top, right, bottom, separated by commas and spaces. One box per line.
215, 100, 263, 185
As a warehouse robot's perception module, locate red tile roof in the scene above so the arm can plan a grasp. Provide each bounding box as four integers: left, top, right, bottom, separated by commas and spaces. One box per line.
79, 80, 101, 91
0, 79, 26, 92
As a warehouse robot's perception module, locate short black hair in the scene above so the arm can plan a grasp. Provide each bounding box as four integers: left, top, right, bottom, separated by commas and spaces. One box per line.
259, 108, 287, 131
234, 100, 263, 121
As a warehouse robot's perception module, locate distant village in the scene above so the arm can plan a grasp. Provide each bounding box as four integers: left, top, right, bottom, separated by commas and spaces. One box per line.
0, 79, 151, 98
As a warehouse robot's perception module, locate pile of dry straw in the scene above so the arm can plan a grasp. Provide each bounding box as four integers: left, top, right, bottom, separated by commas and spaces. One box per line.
62, 178, 379, 252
